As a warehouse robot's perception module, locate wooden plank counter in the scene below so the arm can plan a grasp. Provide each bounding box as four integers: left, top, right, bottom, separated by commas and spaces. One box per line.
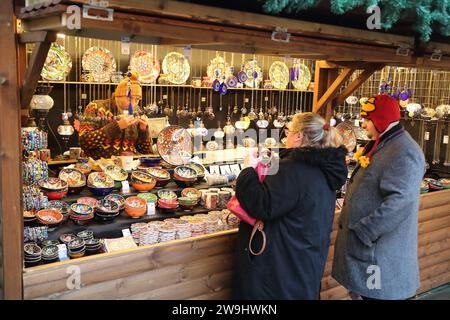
23, 190, 450, 300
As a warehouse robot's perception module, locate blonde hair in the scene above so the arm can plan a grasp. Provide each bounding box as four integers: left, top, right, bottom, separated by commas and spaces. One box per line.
288, 112, 343, 148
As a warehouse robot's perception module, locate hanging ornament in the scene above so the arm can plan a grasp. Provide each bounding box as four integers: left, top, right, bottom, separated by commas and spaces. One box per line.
237, 64, 248, 83
212, 79, 221, 92
219, 82, 228, 95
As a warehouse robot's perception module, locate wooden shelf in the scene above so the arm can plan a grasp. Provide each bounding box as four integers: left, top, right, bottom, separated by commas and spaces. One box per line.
37, 80, 314, 93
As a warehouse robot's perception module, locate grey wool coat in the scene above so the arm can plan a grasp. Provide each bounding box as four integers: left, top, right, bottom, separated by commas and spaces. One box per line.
332, 126, 426, 299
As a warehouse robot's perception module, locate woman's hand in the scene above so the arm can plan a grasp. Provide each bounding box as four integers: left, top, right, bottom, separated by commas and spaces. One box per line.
243, 147, 260, 169
117, 115, 138, 130
138, 115, 149, 131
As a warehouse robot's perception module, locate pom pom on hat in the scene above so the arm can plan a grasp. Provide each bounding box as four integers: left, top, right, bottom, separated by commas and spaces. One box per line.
115, 72, 142, 98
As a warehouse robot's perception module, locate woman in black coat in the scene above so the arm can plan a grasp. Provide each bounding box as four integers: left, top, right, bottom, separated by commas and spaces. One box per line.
233, 112, 348, 299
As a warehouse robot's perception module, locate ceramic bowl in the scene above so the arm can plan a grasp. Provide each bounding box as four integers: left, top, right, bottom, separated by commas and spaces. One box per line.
87, 172, 114, 188
38, 178, 68, 192
77, 230, 94, 241
41, 245, 59, 259
47, 200, 69, 217
125, 196, 147, 218
96, 199, 119, 215
174, 166, 197, 181
24, 243, 42, 257
68, 238, 85, 250
131, 171, 156, 184
58, 168, 86, 188
103, 164, 128, 182
131, 177, 156, 192
41, 240, 60, 247
69, 251, 86, 259
59, 234, 77, 245
157, 189, 177, 200
173, 176, 196, 188
74, 162, 92, 176
70, 203, 94, 217
77, 197, 98, 210
186, 163, 206, 182
104, 194, 126, 210
140, 156, 161, 167
178, 196, 198, 205
438, 178, 450, 188
95, 210, 120, 222
36, 209, 64, 225
88, 186, 114, 196
181, 188, 201, 200
158, 198, 179, 208
137, 193, 158, 203
43, 189, 68, 200
143, 168, 171, 180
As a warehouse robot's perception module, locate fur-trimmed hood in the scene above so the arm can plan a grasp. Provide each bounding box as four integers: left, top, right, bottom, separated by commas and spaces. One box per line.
280, 146, 348, 190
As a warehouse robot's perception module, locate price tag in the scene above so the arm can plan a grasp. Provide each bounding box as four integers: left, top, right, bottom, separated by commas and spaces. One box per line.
354, 120, 360, 127
444, 135, 449, 144
57, 244, 69, 261
147, 202, 155, 215
220, 165, 232, 175
121, 37, 130, 55
81, 93, 87, 100
244, 98, 249, 103
229, 164, 241, 176
122, 229, 131, 237
121, 181, 130, 194
209, 165, 220, 175
163, 95, 168, 99
264, 97, 269, 101
184, 46, 191, 59
201, 97, 206, 102
425, 132, 430, 141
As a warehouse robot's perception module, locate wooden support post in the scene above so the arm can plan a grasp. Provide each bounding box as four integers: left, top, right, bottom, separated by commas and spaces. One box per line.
313, 61, 340, 121
20, 31, 56, 109
0, 0, 24, 300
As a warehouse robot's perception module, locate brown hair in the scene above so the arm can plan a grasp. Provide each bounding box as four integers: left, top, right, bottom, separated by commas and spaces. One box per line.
288, 112, 343, 148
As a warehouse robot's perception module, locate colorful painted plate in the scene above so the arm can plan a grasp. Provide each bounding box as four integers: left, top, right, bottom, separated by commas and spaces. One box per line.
336, 122, 357, 153
157, 125, 193, 166
243, 59, 263, 88
130, 50, 160, 84
41, 43, 72, 81
207, 55, 231, 83
58, 168, 85, 187
162, 52, 190, 85
82, 46, 117, 83
291, 62, 311, 91
269, 61, 289, 89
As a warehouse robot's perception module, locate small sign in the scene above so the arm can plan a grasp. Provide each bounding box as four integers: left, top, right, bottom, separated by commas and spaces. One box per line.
147, 202, 155, 215
264, 96, 269, 102
57, 244, 69, 261
163, 95, 168, 99
121, 36, 130, 55
354, 120, 360, 127
184, 46, 191, 59
121, 181, 130, 194
209, 165, 220, 175
244, 98, 249, 103
425, 132, 430, 141
122, 229, 131, 237
229, 164, 241, 176
201, 97, 206, 102
81, 93, 87, 100
220, 165, 232, 175
444, 135, 449, 145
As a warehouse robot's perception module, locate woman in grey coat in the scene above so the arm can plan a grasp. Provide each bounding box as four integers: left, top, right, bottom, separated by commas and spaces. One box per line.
332, 95, 426, 300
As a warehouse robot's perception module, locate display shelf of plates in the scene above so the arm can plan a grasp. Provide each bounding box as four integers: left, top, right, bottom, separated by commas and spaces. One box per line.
37, 80, 314, 93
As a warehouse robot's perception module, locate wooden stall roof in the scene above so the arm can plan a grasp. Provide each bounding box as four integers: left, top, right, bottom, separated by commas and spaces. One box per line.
17, 0, 450, 70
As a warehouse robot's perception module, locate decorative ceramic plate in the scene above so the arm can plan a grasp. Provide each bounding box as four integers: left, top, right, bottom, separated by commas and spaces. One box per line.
243, 59, 263, 88
336, 122, 357, 153
291, 62, 311, 91
103, 164, 128, 181
346, 96, 359, 105
41, 43, 72, 81
157, 125, 193, 166
82, 46, 117, 83
130, 50, 160, 84
206, 141, 219, 151
207, 55, 231, 83
162, 52, 190, 84
87, 172, 114, 188
59, 168, 85, 187
269, 61, 289, 89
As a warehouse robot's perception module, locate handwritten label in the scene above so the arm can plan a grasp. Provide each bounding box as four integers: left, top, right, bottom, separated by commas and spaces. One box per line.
163, 95, 168, 99
229, 164, 241, 176
122, 229, 131, 237
425, 132, 430, 141
58, 244, 69, 261
81, 93, 87, 100
120, 38, 130, 55
220, 165, 232, 175
147, 202, 155, 215
121, 181, 130, 194
444, 135, 449, 144
244, 98, 249, 103
201, 97, 206, 102
209, 165, 220, 175
264, 96, 269, 101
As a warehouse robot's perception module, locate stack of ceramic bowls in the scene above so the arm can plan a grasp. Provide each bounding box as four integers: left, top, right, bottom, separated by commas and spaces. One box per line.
85, 238, 102, 255
173, 166, 197, 188
38, 178, 68, 200
69, 203, 94, 226
139, 156, 161, 167
137, 192, 158, 205
421, 180, 429, 194
178, 197, 198, 211
218, 191, 232, 208
58, 168, 86, 195
143, 168, 171, 188
41, 239, 59, 247
171, 219, 192, 239
131, 171, 157, 192
158, 225, 176, 243
186, 162, 206, 183
23, 211, 37, 226
427, 178, 444, 191
125, 196, 147, 218
204, 215, 221, 234
157, 189, 179, 213
139, 225, 159, 245
439, 178, 450, 189
190, 218, 206, 237
36, 209, 64, 231
47, 200, 70, 221
41, 245, 59, 264
87, 172, 114, 196
59, 233, 77, 245
103, 164, 128, 190
68, 238, 86, 259
95, 199, 120, 222
148, 221, 165, 230
24, 243, 42, 267
77, 197, 98, 212
77, 230, 94, 242
131, 223, 147, 244
181, 188, 202, 201
104, 194, 126, 211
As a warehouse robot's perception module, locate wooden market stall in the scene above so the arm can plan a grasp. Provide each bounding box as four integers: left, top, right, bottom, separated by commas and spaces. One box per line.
1, 0, 449, 299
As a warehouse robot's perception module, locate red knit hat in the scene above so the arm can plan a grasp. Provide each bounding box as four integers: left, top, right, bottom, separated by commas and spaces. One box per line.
360, 94, 400, 133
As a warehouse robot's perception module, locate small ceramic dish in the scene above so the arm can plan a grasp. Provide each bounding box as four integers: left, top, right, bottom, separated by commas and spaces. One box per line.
59, 234, 77, 244
36, 209, 64, 225
181, 188, 201, 200
157, 189, 177, 200
104, 194, 126, 210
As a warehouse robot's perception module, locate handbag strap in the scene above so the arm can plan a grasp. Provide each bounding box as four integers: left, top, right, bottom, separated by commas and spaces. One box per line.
249, 220, 266, 256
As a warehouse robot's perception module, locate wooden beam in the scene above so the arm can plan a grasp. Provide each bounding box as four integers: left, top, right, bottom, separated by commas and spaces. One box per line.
334, 63, 385, 106
20, 34, 54, 108
0, 0, 23, 300
314, 67, 355, 114
19, 30, 57, 43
